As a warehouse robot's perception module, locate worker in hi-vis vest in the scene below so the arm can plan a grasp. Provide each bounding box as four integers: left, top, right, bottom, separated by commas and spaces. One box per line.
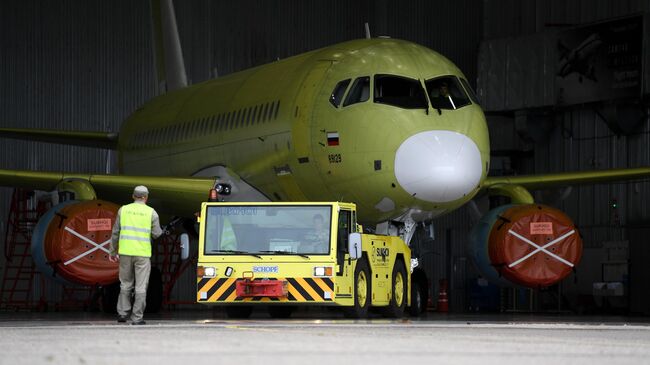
109, 185, 163, 325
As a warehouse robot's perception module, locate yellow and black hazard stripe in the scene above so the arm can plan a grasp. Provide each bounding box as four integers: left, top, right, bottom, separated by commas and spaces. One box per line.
197, 277, 334, 302
197, 278, 238, 302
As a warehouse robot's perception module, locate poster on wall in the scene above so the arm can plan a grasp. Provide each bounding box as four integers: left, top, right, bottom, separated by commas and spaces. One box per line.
556, 15, 642, 105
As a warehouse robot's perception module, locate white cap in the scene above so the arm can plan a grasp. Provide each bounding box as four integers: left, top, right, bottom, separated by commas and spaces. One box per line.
133, 185, 149, 198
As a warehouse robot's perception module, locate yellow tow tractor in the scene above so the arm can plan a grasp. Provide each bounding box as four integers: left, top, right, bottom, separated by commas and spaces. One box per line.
195, 201, 411, 318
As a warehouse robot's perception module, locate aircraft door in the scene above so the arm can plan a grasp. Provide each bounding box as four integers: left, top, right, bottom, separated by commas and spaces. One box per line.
289, 61, 333, 200
292, 61, 332, 158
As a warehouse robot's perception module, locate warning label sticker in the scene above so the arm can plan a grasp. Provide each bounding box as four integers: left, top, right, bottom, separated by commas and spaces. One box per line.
530, 222, 553, 235
87, 218, 112, 232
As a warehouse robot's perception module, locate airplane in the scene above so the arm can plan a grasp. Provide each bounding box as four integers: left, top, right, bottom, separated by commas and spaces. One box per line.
2, 0, 649, 308
557, 33, 603, 83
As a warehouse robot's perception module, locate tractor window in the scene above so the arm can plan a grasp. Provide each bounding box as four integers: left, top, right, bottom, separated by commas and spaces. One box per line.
343, 76, 370, 107
329, 79, 351, 108
336, 210, 351, 275
338, 210, 351, 247
426, 76, 471, 110
204, 205, 332, 256
374, 74, 428, 109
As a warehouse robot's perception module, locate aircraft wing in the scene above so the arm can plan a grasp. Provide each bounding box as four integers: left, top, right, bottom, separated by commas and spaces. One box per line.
0, 128, 118, 149
482, 166, 650, 191
0, 169, 215, 217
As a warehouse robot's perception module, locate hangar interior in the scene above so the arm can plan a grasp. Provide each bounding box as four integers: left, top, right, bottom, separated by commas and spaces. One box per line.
1, 0, 650, 315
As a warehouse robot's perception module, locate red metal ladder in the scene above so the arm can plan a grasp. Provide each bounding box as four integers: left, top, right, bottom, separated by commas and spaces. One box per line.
155, 233, 196, 306
0, 189, 47, 310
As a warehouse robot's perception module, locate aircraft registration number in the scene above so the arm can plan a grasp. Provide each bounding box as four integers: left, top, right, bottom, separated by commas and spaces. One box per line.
328, 154, 342, 164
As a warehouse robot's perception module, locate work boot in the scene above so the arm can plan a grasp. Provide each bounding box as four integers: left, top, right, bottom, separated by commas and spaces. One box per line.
117, 315, 128, 323
131, 320, 146, 325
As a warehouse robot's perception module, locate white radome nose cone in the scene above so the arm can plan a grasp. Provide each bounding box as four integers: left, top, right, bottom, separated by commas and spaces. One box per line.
394, 130, 483, 203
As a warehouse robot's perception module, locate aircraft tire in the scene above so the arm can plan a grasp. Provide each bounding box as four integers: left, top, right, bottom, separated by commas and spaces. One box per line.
409, 279, 426, 316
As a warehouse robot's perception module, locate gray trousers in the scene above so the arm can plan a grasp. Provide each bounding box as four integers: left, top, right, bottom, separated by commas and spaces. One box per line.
117, 255, 151, 321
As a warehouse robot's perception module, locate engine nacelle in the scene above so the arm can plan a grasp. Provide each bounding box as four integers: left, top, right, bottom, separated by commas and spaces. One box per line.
468, 204, 583, 288
32, 200, 119, 286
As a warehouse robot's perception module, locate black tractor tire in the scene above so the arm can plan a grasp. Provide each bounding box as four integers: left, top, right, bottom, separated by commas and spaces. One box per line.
384, 261, 407, 318
343, 259, 371, 319
225, 306, 254, 319
268, 306, 295, 319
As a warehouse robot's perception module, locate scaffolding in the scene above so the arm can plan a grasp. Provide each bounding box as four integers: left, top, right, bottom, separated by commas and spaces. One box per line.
0, 189, 47, 310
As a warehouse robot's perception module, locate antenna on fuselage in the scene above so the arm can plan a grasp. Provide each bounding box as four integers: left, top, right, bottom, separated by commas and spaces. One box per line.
150, 0, 188, 94
364, 22, 371, 39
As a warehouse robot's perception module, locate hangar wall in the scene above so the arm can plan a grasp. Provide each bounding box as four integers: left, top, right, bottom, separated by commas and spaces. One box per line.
0, 0, 482, 306
0, 1, 157, 301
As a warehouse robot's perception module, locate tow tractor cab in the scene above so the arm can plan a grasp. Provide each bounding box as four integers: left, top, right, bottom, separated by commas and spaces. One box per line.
196, 201, 411, 319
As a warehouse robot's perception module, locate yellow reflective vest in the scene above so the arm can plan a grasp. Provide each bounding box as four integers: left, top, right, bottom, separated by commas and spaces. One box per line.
118, 202, 154, 257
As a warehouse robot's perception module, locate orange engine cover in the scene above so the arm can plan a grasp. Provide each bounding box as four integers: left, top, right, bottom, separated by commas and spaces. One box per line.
488, 204, 583, 288
43, 200, 120, 286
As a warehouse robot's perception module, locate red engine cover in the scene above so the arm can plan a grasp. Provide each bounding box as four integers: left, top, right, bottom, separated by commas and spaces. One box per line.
488, 204, 582, 288
44, 200, 119, 286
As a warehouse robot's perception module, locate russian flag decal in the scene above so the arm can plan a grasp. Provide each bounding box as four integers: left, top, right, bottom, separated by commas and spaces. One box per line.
327, 132, 340, 146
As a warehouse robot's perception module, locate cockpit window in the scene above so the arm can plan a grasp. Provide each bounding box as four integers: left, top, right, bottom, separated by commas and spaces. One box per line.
374, 74, 428, 109
426, 76, 471, 110
343, 76, 370, 107
459, 78, 480, 105
330, 79, 351, 108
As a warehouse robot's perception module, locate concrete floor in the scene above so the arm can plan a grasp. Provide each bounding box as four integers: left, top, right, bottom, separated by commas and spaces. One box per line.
0, 311, 649, 365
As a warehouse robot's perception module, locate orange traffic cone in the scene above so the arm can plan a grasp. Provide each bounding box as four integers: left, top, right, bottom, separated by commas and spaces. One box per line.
437, 279, 449, 312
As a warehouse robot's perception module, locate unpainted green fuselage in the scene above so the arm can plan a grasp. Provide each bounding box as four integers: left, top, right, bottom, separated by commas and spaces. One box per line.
118, 38, 490, 223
